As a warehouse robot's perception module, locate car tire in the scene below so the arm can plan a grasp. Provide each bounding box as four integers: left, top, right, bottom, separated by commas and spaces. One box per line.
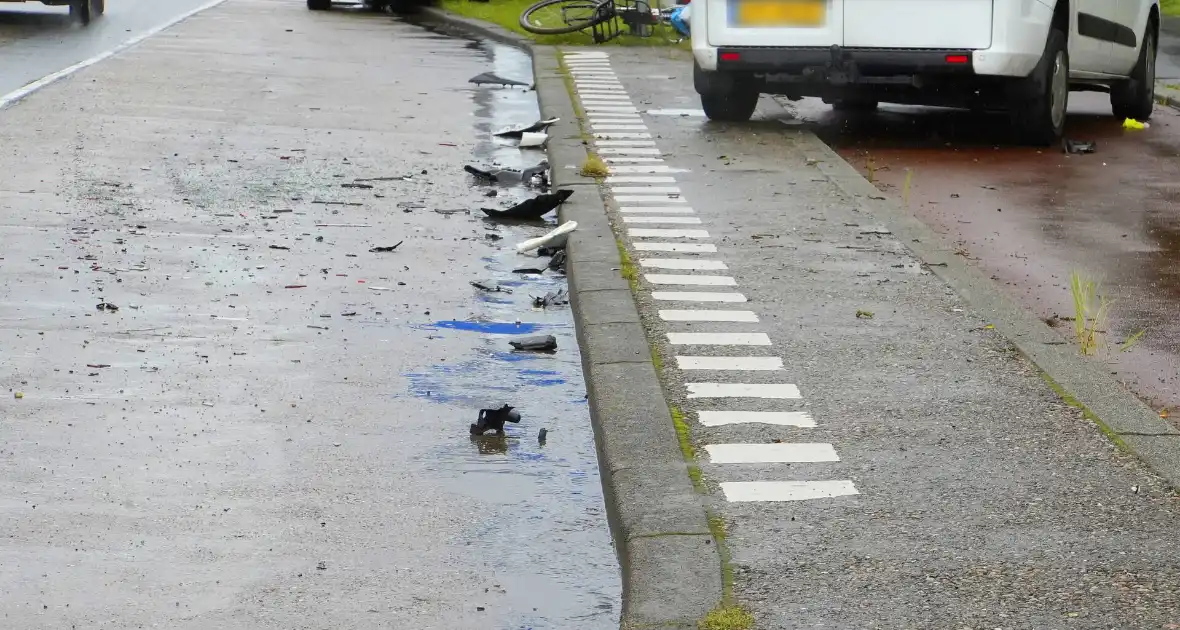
694, 61, 760, 122
307, 0, 332, 10
1011, 27, 1068, 146
1111, 22, 1156, 122
830, 99, 878, 112
69, 0, 90, 25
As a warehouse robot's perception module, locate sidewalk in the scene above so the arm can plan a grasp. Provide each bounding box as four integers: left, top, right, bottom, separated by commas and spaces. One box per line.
554, 47, 1180, 628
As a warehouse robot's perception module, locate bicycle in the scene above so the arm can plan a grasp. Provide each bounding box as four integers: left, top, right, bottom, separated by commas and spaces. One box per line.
518, 0, 672, 43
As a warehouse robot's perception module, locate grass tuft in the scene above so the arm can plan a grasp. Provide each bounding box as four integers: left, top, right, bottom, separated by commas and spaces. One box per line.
1069, 271, 1109, 356
579, 153, 609, 178
700, 605, 755, 630
1163, 0, 1180, 16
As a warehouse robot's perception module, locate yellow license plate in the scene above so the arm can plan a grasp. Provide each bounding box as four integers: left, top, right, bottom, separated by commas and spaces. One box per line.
734, 0, 825, 27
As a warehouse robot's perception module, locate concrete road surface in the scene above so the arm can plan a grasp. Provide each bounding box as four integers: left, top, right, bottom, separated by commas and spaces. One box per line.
0, 1, 618, 628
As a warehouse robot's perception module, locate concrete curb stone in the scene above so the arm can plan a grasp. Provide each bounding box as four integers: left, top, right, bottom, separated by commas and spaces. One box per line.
418, 7, 723, 629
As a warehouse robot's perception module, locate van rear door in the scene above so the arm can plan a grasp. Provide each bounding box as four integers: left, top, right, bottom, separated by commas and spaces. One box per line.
843, 0, 993, 49
707, 0, 843, 48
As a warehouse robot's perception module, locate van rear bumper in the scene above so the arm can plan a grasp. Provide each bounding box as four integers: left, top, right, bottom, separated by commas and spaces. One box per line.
714, 47, 978, 77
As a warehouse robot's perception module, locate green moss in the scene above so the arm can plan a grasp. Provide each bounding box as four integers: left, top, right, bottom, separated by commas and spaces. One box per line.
670, 407, 695, 458
615, 237, 640, 292
1038, 371, 1129, 451
1163, 0, 1180, 16
439, 0, 686, 47
700, 605, 754, 630
579, 153, 609, 178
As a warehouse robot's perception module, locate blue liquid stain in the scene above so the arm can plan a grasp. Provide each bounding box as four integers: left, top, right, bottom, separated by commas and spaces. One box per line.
425, 320, 543, 335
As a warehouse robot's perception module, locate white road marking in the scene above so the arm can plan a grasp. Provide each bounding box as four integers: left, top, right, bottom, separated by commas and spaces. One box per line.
706, 443, 839, 464
610, 165, 691, 173
612, 187, 681, 194
667, 333, 772, 346
619, 206, 696, 214
623, 216, 702, 224
628, 228, 710, 238
592, 126, 651, 132
584, 106, 637, 112
652, 292, 747, 302
615, 194, 686, 202
644, 274, 735, 285
596, 140, 657, 146
697, 410, 816, 427
635, 242, 716, 252
0, 0, 234, 111
659, 310, 759, 322
686, 383, 800, 398
605, 157, 664, 162
607, 176, 677, 184
589, 117, 644, 123
639, 257, 726, 269
720, 480, 859, 502
595, 133, 653, 139
578, 93, 630, 99
599, 148, 663, 155
676, 356, 783, 370
646, 108, 708, 117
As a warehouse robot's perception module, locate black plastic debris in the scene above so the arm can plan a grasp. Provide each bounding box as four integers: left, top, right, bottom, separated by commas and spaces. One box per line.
532, 288, 569, 308
369, 241, 404, 253
470, 404, 522, 435
537, 245, 565, 256
538, 428, 548, 445
493, 118, 560, 139
481, 189, 574, 220
509, 334, 557, 352
95, 302, 119, 312
469, 72, 530, 87
341, 183, 374, 189
547, 250, 567, 273
1064, 139, 1096, 154
471, 281, 512, 294
464, 160, 549, 187
512, 266, 546, 274
269, 245, 290, 250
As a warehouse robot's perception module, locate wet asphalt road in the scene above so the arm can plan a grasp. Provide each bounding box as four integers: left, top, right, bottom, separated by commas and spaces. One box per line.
0, 1, 617, 627
782, 30, 1180, 423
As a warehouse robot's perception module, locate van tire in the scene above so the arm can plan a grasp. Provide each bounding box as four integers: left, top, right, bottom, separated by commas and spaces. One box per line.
1011, 28, 1068, 146
308, 0, 332, 10
69, 0, 90, 24
1111, 23, 1156, 122
694, 62, 760, 122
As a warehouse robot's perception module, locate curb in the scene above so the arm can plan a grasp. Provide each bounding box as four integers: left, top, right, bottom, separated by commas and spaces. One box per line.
417, 8, 723, 629
777, 108, 1180, 491
1155, 81, 1180, 113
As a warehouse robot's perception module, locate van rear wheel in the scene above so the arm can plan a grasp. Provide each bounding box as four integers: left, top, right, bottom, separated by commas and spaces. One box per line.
694, 62, 760, 122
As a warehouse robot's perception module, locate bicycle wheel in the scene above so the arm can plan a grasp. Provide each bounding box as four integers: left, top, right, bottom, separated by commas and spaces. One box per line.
520, 0, 608, 35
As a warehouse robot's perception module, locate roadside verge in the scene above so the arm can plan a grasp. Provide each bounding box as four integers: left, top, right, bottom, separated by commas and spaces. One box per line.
418, 7, 724, 630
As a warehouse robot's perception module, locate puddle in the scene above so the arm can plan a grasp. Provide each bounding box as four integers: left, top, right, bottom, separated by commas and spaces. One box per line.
394, 26, 620, 630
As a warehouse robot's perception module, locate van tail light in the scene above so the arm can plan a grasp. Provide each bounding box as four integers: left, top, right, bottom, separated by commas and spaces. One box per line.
720, 52, 741, 62
945, 54, 970, 64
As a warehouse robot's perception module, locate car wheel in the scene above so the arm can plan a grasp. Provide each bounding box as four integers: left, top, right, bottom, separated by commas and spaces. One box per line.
694, 61, 760, 122
69, 0, 91, 24
1011, 27, 1068, 146
830, 99, 879, 112
1111, 22, 1156, 121
307, 0, 332, 10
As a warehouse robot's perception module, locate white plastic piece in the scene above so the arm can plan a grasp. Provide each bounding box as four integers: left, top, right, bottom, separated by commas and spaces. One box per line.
516, 221, 578, 253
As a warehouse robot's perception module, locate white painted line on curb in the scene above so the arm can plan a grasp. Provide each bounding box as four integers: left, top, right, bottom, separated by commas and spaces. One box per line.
619, 206, 696, 214
660, 310, 759, 322
720, 480, 859, 502
623, 216, 701, 224
0, 0, 233, 111
652, 292, 747, 302
635, 242, 717, 252
599, 149, 663, 155
667, 333, 773, 346
706, 443, 839, 464
639, 257, 726, 269
686, 383, 800, 398
697, 410, 816, 427
607, 176, 678, 184
644, 274, 735, 285
628, 228, 710, 238
676, 356, 783, 370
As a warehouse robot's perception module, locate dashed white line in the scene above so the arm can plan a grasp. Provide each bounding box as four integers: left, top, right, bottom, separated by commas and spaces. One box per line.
719, 480, 860, 503
622, 216, 701, 224
644, 274, 735, 285
627, 228, 710, 238
604, 157, 662, 163
633, 242, 715, 252
659, 310, 759, 322
610, 165, 691, 173
595, 133, 653, 140
652, 292, 747, 302
598, 149, 663, 155
706, 443, 839, 464
675, 356, 783, 370
612, 187, 681, 194
686, 383, 800, 398
597, 140, 658, 146
584, 106, 638, 112
619, 206, 696, 214
592, 126, 650, 132
614, 195, 686, 202
639, 257, 726, 269
668, 333, 772, 346
696, 410, 815, 427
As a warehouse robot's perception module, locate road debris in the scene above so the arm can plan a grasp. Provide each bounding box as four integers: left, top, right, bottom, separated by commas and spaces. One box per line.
547, 250, 567, 273
470, 404, 522, 435
471, 281, 512, 293
532, 288, 569, 308
512, 266, 546, 275
517, 132, 548, 148
482, 189, 573, 220
493, 118, 559, 138
95, 302, 119, 312
269, 245, 290, 250
538, 428, 548, 445
1122, 118, 1148, 130
1063, 139, 1096, 154
516, 220, 578, 253
464, 160, 549, 187
315, 223, 372, 228
856, 310, 875, 319
510, 334, 557, 352
86, 364, 111, 369
469, 72, 530, 87
369, 241, 404, 253
341, 183, 374, 189
285, 285, 307, 289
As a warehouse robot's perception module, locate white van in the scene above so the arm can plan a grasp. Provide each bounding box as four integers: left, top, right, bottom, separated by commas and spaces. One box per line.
690, 0, 1160, 144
